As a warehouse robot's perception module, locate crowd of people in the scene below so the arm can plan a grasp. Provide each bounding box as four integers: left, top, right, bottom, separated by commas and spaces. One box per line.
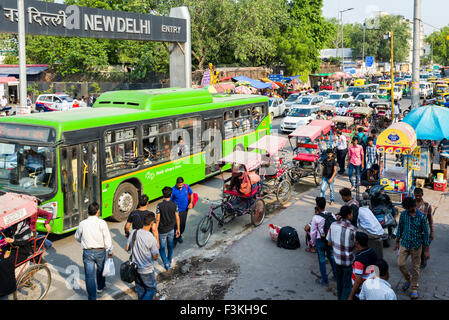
305, 184, 432, 300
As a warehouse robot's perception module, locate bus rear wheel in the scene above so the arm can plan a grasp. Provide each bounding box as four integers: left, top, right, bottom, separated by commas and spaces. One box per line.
112, 182, 138, 221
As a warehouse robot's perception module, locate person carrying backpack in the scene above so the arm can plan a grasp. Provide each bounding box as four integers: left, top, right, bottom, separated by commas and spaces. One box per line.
310, 197, 338, 287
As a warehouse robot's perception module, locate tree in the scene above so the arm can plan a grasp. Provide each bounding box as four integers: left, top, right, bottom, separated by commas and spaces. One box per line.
325, 14, 411, 63
426, 27, 449, 66
276, 0, 331, 79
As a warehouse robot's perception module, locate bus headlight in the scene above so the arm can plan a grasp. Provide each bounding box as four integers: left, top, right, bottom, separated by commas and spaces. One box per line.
39, 202, 58, 219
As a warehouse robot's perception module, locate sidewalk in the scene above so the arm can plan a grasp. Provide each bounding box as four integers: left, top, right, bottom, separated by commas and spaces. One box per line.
224, 173, 449, 300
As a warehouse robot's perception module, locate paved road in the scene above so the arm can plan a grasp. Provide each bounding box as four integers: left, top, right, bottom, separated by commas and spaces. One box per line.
42, 101, 417, 300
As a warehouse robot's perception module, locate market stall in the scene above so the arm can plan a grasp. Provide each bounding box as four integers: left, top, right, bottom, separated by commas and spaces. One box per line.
376, 122, 419, 204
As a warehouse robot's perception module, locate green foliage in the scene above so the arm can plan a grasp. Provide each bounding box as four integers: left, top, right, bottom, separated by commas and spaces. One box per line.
23, 0, 330, 80
91, 82, 101, 94
426, 27, 449, 66
2, 55, 18, 65
326, 15, 411, 63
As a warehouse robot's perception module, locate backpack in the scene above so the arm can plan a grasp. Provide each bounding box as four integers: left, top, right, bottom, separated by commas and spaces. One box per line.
277, 226, 300, 249
120, 230, 139, 283
318, 212, 337, 238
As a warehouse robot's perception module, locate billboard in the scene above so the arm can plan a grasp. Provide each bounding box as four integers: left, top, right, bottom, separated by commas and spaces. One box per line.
0, 0, 187, 42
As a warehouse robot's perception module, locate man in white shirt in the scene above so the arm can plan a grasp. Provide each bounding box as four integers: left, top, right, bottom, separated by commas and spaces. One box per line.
0, 96, 8, 109
336, 130, 348, 174
358, 199, 384, 259
75, 202, 113, 300
359, 259, 397, 300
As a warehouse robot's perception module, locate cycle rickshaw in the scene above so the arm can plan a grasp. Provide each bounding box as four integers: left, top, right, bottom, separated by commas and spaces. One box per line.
319, 105, 336, 118
247, 135, 292, 205
351, 107, 373, 133
287, 120, 333, 186
332, 116, 355, 140
195, 151, 266, 247
0, 193, 52, 300
372, 102, 392, 130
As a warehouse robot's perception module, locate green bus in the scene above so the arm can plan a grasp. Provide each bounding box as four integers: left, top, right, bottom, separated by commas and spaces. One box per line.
0, 88, 270, 234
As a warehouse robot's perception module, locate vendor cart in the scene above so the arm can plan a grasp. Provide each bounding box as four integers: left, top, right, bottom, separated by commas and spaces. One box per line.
376, 122, 419, 204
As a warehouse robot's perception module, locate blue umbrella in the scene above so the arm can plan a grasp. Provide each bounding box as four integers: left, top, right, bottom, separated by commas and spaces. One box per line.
402, 104, 449, 140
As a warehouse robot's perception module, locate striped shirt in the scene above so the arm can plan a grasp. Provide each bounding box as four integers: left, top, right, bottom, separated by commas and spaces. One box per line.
366, 145, 378, 168
326, 219, 357, 266
396, 209, 430, 250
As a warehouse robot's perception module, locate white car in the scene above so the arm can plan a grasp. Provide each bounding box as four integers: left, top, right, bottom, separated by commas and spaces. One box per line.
354, 93, 379, 107
317, 90, 336, 99
35, 93, 74, 112
269, 97, 286, 118
283, 95, 323, 116
419, 82, 433, 99
393, 86, 403, 101
325, 92, 352, 104
280, 105, 319, 133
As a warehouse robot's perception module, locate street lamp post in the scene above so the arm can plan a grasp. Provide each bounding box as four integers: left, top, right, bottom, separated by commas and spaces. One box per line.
411, 0, 421, 109
339, 8, 354, 72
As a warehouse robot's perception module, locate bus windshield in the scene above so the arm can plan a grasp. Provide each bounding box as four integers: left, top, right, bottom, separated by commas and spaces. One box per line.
0, 142, 56, 197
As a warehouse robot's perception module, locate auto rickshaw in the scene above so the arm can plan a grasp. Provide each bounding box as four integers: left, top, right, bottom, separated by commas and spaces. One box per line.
351, 107, 373, 132
435, 83, 449, 95
354, 79, 366, 86
372, 101, 392, 130
331, 116, 355, 140
377, 86, 391, 100
437, 93, 449, 106
396, 81, 410, 96
378, 79, 391, 88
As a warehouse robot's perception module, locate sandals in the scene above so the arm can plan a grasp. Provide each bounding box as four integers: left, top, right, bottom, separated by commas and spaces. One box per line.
305, 247, 316, 253
401, 281, 410, 292
410, 290, 419, 299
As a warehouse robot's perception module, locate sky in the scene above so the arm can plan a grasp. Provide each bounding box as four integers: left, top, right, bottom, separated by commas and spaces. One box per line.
322, 0, 448, 35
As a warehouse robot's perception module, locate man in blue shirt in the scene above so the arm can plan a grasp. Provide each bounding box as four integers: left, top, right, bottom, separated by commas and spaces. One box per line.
171, 177, 193, 245
395, 197, 430, 300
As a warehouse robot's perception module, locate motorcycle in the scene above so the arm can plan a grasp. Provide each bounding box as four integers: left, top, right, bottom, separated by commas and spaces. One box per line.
363, 185, 399, 246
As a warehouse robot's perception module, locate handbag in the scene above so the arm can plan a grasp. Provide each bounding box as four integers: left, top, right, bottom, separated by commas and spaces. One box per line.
184, 184, 199, 209
120, 230, 139, 283
383, 212, 397, 228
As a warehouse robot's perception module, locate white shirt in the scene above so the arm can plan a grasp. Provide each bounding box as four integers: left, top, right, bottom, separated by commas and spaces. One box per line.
357, 206, 384, 236
359, 278, 397, 300
75, 215, 113, 252
336, 135, 347, 150
0, 98, 7, 107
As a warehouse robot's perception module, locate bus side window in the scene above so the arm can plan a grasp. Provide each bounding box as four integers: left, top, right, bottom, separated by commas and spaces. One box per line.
142, 122, 173, 166
224, 111, 234, 139
240, 108, 252, 133
252, 106, 262, 128
176, 117, 202, 155
104, 127, 138, 176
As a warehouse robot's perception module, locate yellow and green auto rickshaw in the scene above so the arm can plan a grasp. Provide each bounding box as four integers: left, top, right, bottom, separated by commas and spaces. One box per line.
436, 83, 449, 95
377, 86, 391, 100
396, 81, 410, 96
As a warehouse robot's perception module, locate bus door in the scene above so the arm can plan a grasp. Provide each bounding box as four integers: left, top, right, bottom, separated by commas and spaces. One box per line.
203, 118, 222, 176
61, 141, 100, 230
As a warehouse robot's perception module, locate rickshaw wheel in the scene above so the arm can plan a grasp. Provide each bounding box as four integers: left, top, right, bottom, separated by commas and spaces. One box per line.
276, 179, 292, 204
287, 166, 301, 184
314, 163, 323, 186
14, 264, 51, 300
196, 216, 213, 247
251, 199, 266, 227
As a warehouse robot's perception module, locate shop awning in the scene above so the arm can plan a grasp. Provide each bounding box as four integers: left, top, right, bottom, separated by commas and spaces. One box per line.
376, 122, 417, 154
232, 75, 272, 90
0, 76, 18, 83
0, 64, 49, 76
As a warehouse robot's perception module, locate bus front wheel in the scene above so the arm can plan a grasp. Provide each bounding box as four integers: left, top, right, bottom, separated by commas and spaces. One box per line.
112, 182, 139, 221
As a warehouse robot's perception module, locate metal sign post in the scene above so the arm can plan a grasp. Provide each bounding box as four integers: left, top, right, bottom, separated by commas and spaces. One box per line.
17, 0, 27, 114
